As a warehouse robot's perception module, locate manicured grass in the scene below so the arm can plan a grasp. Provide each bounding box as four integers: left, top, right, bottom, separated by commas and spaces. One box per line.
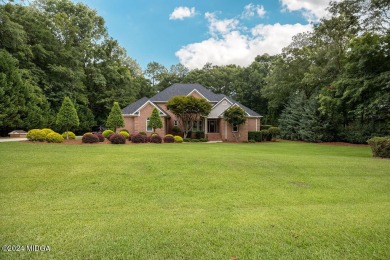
0, 141, 389, 259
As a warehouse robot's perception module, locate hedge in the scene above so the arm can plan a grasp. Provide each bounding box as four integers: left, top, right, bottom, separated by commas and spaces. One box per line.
62, 131, 76, 140
46, 132, 64, 143
367, 137, 390, 158
27, 129, 46, 142
110, 133, 126, 144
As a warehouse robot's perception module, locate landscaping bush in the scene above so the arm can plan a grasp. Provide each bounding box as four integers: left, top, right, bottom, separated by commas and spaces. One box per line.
174, 136, 184, 143
199, 138, 208, 142
183, 138, 191, 142
82, 133, 99, 143
119, 131, 130, 139
107, 133, 114, 141
131, 134, 145, 143
191, 139, 200, 142
248, 139, 256, 143
260, 130, 272, 141
248, 131, 262, 142
110, 133, 126, 144
139, 131, 146, 136
368, 137, 390, 158
119, 129, 129, 133
26, 129, 46, 142
195, 131, 205, 139
46, 132, 64, 143
269, 127, 281, 140
171, 126, 181, 135
164, 135, 174, 143
61, 131, 76, 140
41, 128, 54, 136
102, 130, 114, 139
93, 132, 105, 142
150, 135, 162, 143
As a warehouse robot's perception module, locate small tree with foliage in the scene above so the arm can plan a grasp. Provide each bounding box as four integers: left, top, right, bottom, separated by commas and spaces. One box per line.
148, 107, 163, 132
106, 102, 124, 132
167, 96, 212, 138
56, 96, 80, 140
223, 106, 247, 142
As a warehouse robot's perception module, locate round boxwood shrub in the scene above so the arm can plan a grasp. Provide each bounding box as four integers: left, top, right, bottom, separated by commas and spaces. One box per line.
93, 132, 105, 142
120, 129, 129, 133
131, 134, 145, 143
102, 130, 114, 139
82, 133, 99, 143
150, 135, 162, 143
110, 133, 126, 144
61, 131, 76, 140
174, 136, 183, 143
164, 135, 174, 143
46, 132, 64, 143
27, 129, 46, 142
41, 128, 54, 136
119, 131, 130, 139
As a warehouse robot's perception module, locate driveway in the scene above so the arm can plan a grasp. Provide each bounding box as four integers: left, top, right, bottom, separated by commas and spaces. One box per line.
0, 138, 27, 143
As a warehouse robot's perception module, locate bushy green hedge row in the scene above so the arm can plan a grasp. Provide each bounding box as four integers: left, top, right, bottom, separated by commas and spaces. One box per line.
248, 130, 273, 142
368, 137, 390, 158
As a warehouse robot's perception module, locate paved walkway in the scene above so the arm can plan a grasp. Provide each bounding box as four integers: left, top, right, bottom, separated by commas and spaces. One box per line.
0, 138, 27, 143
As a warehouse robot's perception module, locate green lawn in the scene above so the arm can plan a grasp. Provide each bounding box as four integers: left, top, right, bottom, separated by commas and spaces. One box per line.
0, 141, 389, 259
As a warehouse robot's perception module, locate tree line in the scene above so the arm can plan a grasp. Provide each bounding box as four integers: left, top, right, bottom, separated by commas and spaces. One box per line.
1, 0, 389, 142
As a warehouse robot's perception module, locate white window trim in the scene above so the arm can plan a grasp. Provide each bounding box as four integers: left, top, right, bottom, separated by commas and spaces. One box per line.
232, 124, 239, 132
173, 120, 178, 126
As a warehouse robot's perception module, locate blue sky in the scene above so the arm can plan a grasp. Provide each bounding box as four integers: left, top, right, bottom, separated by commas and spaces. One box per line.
74, 0, 334, 70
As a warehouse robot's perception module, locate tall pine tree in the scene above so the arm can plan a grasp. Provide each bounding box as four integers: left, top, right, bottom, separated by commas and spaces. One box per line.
148, 108, 163, 132
106, 102, 124, 132
56, 96, 80, 139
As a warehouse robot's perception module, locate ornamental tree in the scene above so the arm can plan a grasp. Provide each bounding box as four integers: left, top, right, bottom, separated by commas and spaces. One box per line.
106, 102, 124, 132
148, 107, 163, 132
56, 96, 80, 140
167, 96, 212, 138
223, 106, 247, 142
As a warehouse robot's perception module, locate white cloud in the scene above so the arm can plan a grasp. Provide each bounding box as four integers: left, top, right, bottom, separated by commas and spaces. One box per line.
169, 6, 196, 20
280, 0, 341, 22
242, 3, 266, 18
176, 15, 312, 69
205, 12, 240, 36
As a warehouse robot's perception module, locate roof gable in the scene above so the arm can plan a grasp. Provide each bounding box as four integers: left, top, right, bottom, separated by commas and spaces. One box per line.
150, 83, 221, 102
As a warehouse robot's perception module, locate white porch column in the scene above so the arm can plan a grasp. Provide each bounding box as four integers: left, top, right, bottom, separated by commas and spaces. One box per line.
205, 118, 208, 134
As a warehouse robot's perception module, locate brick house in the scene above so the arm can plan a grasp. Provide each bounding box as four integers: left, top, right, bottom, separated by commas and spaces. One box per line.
120, 83, 262, 141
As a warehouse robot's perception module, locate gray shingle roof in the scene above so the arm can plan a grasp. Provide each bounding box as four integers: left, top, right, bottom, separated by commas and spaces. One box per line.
150, 83, 222, 102
122, 84, 262, 117
121, 97, 149, 114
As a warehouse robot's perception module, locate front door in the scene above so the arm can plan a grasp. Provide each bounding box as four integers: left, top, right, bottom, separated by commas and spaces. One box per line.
208, 119, 217, 133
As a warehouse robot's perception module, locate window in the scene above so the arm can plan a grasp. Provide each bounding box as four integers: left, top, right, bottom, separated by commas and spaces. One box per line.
192, 121, 198, 131
198, 120, 203, 131
174, 120, 178, 126
232, 124, 239, 132
146, 117, 153, 132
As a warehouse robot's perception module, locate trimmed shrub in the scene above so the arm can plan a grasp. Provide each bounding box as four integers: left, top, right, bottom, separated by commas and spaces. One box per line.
119, 131, 130, 139
27, 129, 46, 142
119, 129, 129, 133
110, 133, 126, 144
41, 128, 54, 136
183, 138, 191, 142
62, 131, 76, 140
82, 133, 99, 143
248, 131, 262, 142
248, 139, 256, 143
171, 126, 181, 135
150, 135, 162, 143
131, 134, 145, 143
195, 131, 205, 139
269, 127, 281, 139
174, 136, 184, 143
368, 137, 390, 158
139, 131, 146, 136
102, 130, 114, 139
166, 134, 173, 137
164, 135, 174, 143
93, 132, 105, 142
260, 130, 272, 141
191, 139, 200, 142
199, 138, 208, 142
107, 133, 114, 141
46, 132, 64, 143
